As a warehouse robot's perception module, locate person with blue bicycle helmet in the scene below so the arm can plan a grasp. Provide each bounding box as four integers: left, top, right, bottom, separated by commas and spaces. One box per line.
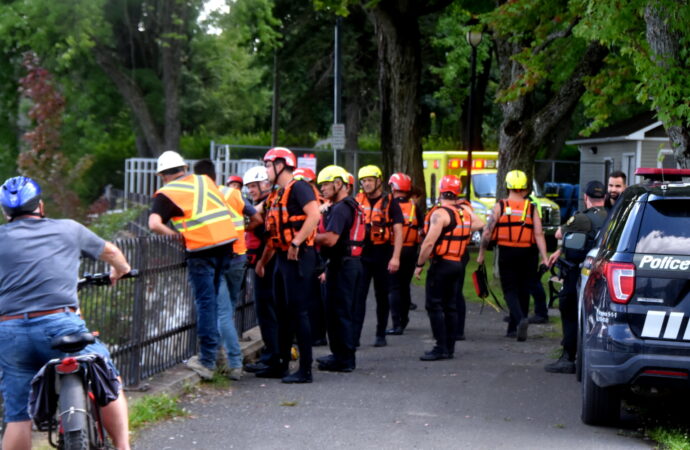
0, 176, 133, 450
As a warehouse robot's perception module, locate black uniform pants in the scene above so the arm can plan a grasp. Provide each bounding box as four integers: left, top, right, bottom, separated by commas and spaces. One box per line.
309, 256, 327, 344
389, 245, 418, 329
325, 257, 363, 365
355, 244, 392, 341
559, 264, 579, 359
498, 246, 536, 333
426, 258, 463, 355
253, 259, 280, 367
273, 248, 315, 371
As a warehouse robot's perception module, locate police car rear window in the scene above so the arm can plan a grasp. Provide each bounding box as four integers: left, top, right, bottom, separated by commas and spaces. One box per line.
635, 200, 690, 256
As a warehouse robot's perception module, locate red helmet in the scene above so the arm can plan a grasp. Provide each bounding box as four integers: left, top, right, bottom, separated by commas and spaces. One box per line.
293, 167, 316, 182
263, 147, 297, 168
226, 175, 243, 186
388, 173, 412, 192
439, 175, 462, 196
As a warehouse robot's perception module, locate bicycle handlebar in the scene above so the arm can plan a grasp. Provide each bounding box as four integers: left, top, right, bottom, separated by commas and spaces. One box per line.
77, 270, 139, 290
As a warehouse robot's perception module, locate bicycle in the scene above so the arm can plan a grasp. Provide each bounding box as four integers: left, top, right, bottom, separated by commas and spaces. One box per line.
30, 270, 138, 450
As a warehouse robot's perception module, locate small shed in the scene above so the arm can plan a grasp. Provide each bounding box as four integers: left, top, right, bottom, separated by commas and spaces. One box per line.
566, 112, 675, 188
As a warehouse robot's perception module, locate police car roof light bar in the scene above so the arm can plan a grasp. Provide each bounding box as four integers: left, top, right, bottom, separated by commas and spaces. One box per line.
635, 168, 690, 183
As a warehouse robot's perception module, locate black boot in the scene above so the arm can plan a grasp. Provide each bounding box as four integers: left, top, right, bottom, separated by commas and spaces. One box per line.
282, 367, 313, 383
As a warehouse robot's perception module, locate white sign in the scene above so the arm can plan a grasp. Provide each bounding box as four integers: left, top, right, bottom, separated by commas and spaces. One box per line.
297, 154, 317, 174
331, 123, 346, 150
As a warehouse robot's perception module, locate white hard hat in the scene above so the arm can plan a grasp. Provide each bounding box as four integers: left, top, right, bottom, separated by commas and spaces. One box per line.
156, 150, 187, 174
243, 166, 268, 185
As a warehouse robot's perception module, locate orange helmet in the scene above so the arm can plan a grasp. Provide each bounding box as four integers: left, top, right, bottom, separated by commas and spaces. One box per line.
439, 175, 462, 196
293, 167, 316, 182
263, 147, 297, 168
388, 173, 412, 192
226, 175, 243, 186
347, 173, 355, 186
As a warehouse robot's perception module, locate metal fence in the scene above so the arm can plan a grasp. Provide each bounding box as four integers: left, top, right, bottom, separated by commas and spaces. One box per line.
78, 235, 257, 387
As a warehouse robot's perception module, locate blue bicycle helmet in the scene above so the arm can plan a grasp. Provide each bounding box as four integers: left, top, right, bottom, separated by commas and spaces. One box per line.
1, 176, 42, 219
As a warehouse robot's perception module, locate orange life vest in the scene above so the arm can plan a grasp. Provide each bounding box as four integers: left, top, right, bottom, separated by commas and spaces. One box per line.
397, 198, 420, 247
493, 198, 535, 248
155, 174, 238, 252
355, 192, 392, 245
424, 205, 471, 261
224, 188, 248, 255
266, 179, 318, 251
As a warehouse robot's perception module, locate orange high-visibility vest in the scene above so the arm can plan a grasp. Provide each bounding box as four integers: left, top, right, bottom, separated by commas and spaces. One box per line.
424, 206, 471, 261
493, 198, 535, 248
355, 192, 392, 245
224, 188, 248, 255
265, 180, 318, 251
155, 174, 238, 252
397, 198, 420, 247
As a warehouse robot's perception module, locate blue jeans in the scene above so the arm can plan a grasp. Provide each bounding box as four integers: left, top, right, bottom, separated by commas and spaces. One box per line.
217, 254, 247, 369
0, 312, 116, 422
187, 254, 231, 369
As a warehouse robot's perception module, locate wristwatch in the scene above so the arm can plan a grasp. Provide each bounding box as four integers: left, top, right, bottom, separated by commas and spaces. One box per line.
415, 262, 424, 268
290, 241, 300, 249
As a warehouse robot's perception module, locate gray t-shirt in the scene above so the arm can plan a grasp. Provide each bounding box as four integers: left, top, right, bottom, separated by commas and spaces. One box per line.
0, 218, 105, 315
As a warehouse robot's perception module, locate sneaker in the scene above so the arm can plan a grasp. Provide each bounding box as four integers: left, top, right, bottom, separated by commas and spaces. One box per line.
385, 327, 404, 336
244, 361, 270, 373
227, 367, 243, 381
528, 315, 549, 324
282, 369, 313, 384
185, 355, 214, 380
544, 354, 576, 374
318, 359, 355, 373
316, 354, 336, 365
373, 336, 387, 347
516, 318, 529, 342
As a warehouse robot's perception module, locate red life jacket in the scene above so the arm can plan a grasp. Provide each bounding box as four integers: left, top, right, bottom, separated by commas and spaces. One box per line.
343, 197, 366, 257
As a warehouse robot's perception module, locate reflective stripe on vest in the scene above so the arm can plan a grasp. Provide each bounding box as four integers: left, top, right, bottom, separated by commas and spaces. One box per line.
355, 192, 392, 245
424, 206, 471, 261
493, 198, 535, 248
155, 174, 238, 252
398, 199, 419, 247
224, 188, 247, 255
266, 180, 317, 251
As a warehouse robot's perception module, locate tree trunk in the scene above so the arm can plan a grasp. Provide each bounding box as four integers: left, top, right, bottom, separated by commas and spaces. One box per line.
160, 0, 184, 153
644, 1, 690, 168
370, 0, 424, 189
460, 53, 492, 151
92, 45, 162, 157
495, 40, 607, 198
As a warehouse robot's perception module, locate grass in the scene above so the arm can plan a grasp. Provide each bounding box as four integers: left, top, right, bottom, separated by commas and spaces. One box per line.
128, 393, 187, 434
648, 427, 690, 449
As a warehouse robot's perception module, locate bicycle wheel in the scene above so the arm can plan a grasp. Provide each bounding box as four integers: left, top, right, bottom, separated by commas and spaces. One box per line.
58, 374, 90, 450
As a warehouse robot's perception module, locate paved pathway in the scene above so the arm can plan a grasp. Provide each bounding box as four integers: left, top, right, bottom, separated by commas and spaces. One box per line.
134, 283, 651, 449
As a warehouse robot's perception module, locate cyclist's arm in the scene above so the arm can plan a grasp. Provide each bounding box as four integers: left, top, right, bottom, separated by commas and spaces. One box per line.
100, 242, 131, 284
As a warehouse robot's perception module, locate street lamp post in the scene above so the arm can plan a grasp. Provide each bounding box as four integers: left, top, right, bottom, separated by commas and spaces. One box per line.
465, 29, 482, 200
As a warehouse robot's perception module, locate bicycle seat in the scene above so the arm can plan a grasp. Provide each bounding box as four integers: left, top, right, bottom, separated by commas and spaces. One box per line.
51, 332, 96, 353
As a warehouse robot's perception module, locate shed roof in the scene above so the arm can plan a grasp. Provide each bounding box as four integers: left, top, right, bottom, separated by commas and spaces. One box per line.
566, 111, 667, 145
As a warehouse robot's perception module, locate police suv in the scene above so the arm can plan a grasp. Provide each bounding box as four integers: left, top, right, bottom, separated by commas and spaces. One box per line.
578, 168, 690, 426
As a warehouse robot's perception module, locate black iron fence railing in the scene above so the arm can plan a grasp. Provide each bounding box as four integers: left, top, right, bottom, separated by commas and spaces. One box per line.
78, 235, 257, 387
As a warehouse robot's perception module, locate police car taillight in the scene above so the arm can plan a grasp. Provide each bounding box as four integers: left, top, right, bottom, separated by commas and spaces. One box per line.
604, 261, 636, 304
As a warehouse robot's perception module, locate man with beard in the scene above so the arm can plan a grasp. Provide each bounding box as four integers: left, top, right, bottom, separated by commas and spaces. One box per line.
605, 170, 627, 211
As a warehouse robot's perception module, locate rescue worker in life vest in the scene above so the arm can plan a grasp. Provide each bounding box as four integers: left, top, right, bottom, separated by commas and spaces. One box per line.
414, 175, 485, 360
386, 173, 422, 336
355, 165, 405, 347
477, 170, 549, 342
241, 166, 282, 376
149, 151, 238, 380
314, 165, 365, 372
255, 147, 321, 383
544, 180, 608, 373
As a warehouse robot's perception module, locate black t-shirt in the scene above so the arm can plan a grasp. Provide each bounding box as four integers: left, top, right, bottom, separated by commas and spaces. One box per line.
285, 180, 317, 216
151, 193, 234, 259
322, 198, 355, 262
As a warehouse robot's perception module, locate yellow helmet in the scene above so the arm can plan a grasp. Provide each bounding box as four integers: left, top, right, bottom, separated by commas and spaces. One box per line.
505, 170, 528, 190
317, 165, 349, 185
358, 165, 382, 180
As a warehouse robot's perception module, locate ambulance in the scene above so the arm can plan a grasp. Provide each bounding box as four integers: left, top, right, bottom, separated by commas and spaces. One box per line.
422, 150, 561, 246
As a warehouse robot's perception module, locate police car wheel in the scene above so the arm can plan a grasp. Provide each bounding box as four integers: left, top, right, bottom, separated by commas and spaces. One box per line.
581, 350, 620, 426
